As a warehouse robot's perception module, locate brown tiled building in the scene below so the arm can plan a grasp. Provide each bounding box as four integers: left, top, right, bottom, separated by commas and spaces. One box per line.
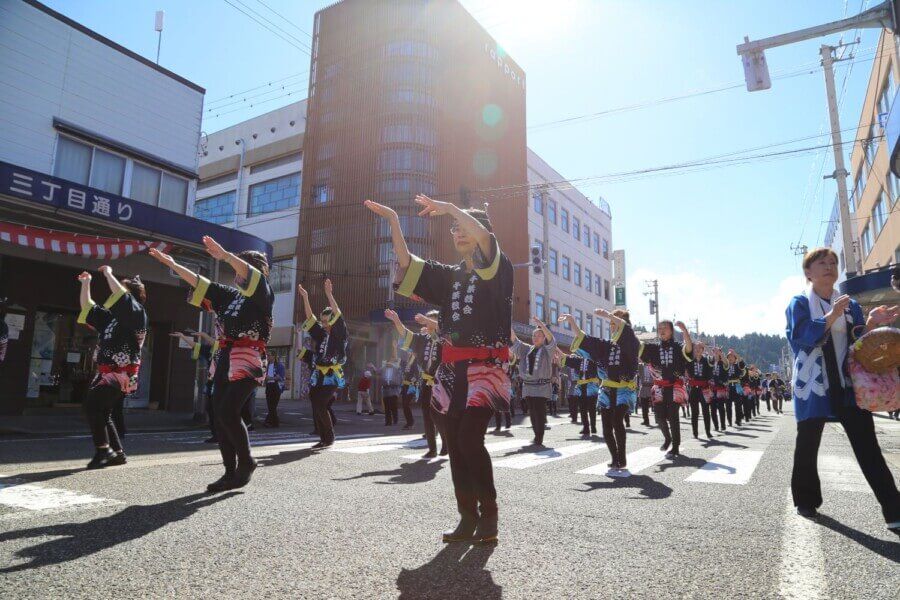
296, 0, 529, 367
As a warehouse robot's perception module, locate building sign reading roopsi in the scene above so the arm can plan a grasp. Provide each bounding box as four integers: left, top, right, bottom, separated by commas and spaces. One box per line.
484, 42, 525, 90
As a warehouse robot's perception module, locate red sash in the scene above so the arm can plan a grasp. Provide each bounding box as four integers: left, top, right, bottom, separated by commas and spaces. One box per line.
218, 337, 267, 352
98, 363, 140, 376
653, 379, 684, 388
689, 379, 710, 388
440, 344, 510, 364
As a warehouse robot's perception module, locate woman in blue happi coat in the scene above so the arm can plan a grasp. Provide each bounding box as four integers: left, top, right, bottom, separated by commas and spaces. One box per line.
786, 247, 899, 534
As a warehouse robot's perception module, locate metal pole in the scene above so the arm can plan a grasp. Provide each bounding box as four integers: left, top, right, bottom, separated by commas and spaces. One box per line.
821, 45, 858, 277
156, 30, 162, 65
541, 187, 551, 323
653, 280, 660, 336
234, 138, 246, 229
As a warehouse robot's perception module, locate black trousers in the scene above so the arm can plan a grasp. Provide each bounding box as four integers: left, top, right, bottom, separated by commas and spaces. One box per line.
578, 395, 597, 433
743, 394, 756, 420
419, 386, 446, 453
494, 409, 511, 429
654, 391, 681, 452
600, 403, 628, 466
204, 380, 216, 438
526, 396, 548, 444
446, 407, 496, 519
84, 383, 125, 451
773, 393, 783, 413
264, 382, 283, 425
792, 406, 900, 523
310, 385, 337, 444
212, 372, 257, 473
568, 396, 579, 422
383, 394, 399, 425
764, 392, 771, 412
401, 386, 416, 427
688, 387, 712, 437
639, 396, 651, 425
730, 386, 745, 425
711, 399, 726, 431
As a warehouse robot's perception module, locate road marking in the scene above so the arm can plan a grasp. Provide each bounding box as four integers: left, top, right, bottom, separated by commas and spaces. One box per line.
400, 454, 449, 463
778, 500, 826, 599
818, 455, 869, 493
493, 443, 600, 470
332, 437, 429, 454
686, 450, 764, 485
0, 476, 110, 511
577, 446, 663, 477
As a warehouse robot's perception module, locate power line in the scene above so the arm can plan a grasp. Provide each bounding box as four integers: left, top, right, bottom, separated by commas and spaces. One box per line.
221, 0, 310, 55
206, 72, 308, 106
254, 0, 313, 39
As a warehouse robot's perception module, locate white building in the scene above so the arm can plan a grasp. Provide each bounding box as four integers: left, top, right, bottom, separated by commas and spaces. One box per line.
0, 0, 268, 416
196, 100, 307, 398
526, 148, 614, 343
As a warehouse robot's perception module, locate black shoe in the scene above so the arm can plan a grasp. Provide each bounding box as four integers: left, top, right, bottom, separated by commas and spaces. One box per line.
660, 441, 671, 451
665, 451, 677, 459
493, 427, 501, 433
591, 428, 597, 434
439, 447, 448, 456
312, 441, 326, 449
106, 452, 127, 467
579, 429, 589, 436
607, 461, 619, 468
204, 436, 218, 444
86, 448, 116, 470
231, 459, 258, 489
443, 516, 478, 543
422, 450, 437, 459
207, 473, 236, 492
797, 506, 818, 520
474, 515, 498, 545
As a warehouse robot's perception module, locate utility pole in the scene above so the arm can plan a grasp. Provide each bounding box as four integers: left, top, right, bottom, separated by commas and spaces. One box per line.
644, 280, 659, 337
541, 186, 551, 324
690, 317, 700, 341
736, 0, 898, 278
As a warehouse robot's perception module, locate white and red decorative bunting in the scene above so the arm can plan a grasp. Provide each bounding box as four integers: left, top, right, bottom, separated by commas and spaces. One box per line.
0, 222, 171, 259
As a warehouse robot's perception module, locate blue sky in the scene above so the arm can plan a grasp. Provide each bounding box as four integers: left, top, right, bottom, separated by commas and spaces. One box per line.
42, 0, 887, 335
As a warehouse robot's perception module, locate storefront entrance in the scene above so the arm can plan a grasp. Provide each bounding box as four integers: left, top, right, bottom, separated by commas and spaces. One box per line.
26, 309, 94, 407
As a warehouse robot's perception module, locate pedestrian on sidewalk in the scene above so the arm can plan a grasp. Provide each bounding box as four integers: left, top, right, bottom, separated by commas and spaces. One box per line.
296, 279, 348, 449
375, 348, 402, 426
151, 239, 273, 492
263, 353, 286, 427
356, 370, 374, 415
510, 317, 557, 447
76, 267, 147, 470
786, 247, 900, 535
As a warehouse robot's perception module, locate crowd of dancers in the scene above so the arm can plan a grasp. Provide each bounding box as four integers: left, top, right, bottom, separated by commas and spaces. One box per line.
71, 196, 899, 542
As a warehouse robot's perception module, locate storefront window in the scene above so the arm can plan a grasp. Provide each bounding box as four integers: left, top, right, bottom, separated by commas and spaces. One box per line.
160, 173, 188, 213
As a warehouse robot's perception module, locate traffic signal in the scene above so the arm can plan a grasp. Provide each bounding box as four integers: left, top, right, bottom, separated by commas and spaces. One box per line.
530, 245, 542, 274
649, 299, 656, 315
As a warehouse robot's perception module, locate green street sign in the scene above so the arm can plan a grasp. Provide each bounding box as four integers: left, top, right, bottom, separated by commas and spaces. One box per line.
615, 286, 626, 306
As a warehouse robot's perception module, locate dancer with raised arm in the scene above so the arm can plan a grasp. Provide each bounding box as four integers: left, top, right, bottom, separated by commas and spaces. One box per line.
638, 320, 693, 459
386, 309, 448, 457
149, 237, 273, 491
786, 247, 900, 534
510, 317, 557, 447
297, 279, 348, 448
76, 267, 147, 469
561, 308, 639, 471
366, 195, 513, 545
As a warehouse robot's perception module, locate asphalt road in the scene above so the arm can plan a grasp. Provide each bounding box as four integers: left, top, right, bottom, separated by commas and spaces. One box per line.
1, 405, 898, 599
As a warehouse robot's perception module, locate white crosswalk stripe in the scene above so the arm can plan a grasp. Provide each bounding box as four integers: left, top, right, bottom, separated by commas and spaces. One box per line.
578, 446, 660, 477
493, 442, 601, 470
332, 436, 429, 454
686, 449, 765, 485
0, 476, 113, 511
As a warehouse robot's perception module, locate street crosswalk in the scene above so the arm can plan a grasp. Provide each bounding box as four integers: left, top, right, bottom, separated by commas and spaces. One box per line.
0, 475, 114, 513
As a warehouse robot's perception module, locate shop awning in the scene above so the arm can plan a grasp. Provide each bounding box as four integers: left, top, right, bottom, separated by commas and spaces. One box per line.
0, 221, 171, 259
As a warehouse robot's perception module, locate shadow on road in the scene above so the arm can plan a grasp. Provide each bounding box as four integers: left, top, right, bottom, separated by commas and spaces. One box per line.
656, 456, 712, 473
816, 515, 900, 564
255, 447, 318, 468
577, 475, 673, 500
0, 491, 240, 573
702, 438, 748, 449
0, 466, 85, 485
722, 431, 757, 439
334, 459, 445, 485
396, 543, 501, 599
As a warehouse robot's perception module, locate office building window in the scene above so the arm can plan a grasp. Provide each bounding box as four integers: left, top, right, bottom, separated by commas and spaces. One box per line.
890, 172, 900, 206
534, 294, 545, 321
604, 279, 611, 301
562, 304, 572, 329
312, 183, 331, 204
549, 248, 558, 274
585, 268, 592, 292
583, 225, 590, 247
193, 191, 236, 225
602, 238, 610, 259
592, 232, 600, 253
549, 300, 559, 324
561, 256, 570, 280
575, 309, 583, 330
248, 172, 300, 216
574, 262, 582, 286
861, 222, 873, 256
573, 217, 581, 241
560, 208, 569, 233
595, 275, 602, 297
533, 191, 542, 213
873, 192, 887, 235
269, 258, 294, 293
548, 200, 557, 224
585, 315, 593, 337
